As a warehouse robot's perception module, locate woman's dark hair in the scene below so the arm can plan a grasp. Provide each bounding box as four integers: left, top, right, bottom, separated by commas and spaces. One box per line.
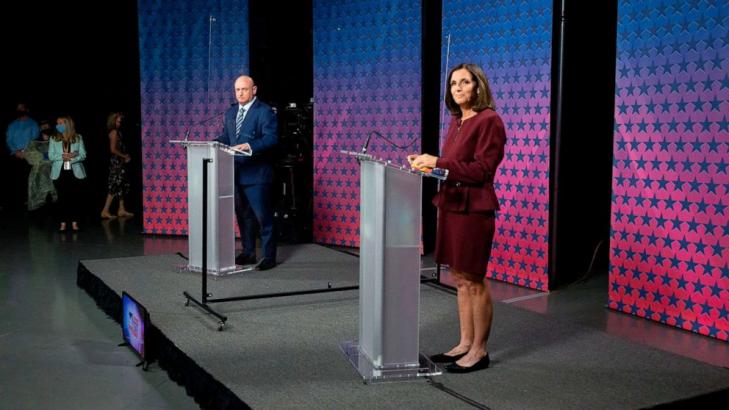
444, 63, 495, 117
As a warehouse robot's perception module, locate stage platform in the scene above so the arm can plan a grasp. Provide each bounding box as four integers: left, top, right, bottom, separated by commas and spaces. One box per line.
77, 244, 729, 409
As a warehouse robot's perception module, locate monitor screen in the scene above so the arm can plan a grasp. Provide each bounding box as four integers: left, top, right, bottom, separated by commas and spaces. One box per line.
122, 292, 147, 360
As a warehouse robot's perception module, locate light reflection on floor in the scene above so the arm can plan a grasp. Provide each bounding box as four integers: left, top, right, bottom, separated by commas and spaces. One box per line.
437, 265, 728, 368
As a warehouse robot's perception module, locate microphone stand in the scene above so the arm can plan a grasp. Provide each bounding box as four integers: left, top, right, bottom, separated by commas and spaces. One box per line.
356, 131, 378, 164
183, 103, 237, 141
361, 132, 372, 155
184, 14, 217, 144
205, 14, 216, 118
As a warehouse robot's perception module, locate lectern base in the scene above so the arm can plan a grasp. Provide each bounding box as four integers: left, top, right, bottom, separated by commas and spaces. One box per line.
339, 341, 442, 383
176, 263, 256, 276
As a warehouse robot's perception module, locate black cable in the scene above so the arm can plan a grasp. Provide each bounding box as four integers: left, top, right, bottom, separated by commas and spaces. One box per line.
323, 244, 360, 258
367, 130, 420, 151
427, 378, 492, 409
584, 239, 606, 275
574, 238, 606, 285
424, 279, 457, 295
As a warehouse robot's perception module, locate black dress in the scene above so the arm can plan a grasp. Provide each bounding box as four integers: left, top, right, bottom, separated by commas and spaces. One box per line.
108, 131, 130, 198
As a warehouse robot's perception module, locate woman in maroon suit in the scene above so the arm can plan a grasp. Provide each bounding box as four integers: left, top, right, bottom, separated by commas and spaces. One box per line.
408, 63, 505, 373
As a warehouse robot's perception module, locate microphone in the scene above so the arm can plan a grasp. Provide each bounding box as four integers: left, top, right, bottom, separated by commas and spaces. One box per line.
361, 135, 370, 154
361, 131, 380, 155
184, 102, 237, 141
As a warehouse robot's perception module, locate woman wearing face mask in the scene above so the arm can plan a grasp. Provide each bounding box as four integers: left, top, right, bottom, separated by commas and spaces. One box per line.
408, 63, 506, 373
49, 116, 87, 231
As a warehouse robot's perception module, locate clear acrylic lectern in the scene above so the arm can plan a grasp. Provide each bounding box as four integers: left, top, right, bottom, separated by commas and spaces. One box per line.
170, 140, 244, 275
339, 151, 443, 382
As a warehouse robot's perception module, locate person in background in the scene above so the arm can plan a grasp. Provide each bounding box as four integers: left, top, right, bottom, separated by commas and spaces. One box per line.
408, 63, 506, 373
24, 119, 57, 211
49, 116, 87, 231
100, 112, 133, 219
215, 75, 278, 270
5, 102, 40, 210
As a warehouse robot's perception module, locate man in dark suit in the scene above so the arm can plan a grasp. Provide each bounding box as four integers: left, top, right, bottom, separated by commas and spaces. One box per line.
216, 75, 278, 270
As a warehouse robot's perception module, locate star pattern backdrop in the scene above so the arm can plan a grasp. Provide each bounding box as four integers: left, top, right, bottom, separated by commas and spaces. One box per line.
441, 0, 553, 291
312, 0, 422, 247
138, 0, 249, 235
610, 0, 729, 341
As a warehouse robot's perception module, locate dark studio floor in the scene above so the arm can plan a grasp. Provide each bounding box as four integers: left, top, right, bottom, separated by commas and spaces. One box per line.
0, 208, 727, 409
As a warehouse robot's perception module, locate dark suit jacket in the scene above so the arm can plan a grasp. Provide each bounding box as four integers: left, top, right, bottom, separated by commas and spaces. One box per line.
216, 98, 278, 185
433, 108, 506, 213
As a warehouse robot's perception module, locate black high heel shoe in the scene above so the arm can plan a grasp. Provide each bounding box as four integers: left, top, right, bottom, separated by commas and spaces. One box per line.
430, 351, 467, 363
445, 354, 490, 373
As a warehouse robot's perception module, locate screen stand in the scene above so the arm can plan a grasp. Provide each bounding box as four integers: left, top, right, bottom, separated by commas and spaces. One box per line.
118, 343, 153, 371
136, 360, 150, 371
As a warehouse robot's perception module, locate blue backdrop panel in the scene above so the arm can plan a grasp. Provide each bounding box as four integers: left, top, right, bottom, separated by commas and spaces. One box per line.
312, 0, 422, 246
138, 0, 249, 235
441, 0, 553, 290
609, 0, 728, 341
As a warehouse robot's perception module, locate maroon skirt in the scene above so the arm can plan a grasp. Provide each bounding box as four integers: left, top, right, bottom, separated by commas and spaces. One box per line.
435, 209, 495, 280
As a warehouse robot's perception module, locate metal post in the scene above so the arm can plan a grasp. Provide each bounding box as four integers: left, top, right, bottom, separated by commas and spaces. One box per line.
183, 156, 228, 331
202, 158, 211, 304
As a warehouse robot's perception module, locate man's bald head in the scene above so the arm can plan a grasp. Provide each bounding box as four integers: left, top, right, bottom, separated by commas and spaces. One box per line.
234, 76, 257, 106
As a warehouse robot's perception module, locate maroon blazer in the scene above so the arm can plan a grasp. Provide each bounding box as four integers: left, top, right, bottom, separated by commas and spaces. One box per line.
433, 108, 506, 213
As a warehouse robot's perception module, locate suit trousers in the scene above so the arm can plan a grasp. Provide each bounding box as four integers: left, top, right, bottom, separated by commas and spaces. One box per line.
235, 183, 276, 261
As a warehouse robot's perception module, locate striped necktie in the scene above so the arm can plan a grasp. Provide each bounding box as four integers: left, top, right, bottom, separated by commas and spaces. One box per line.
235, 106, 246, 136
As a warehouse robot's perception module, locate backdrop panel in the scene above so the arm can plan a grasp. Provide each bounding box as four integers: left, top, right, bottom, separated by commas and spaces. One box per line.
441, 0, 553, 290
609, 0, 728, 340
138, 0, 249, 235
312, 0, 422, 247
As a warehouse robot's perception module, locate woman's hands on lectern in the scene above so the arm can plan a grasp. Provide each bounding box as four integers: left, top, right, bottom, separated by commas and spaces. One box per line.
407, 153, 438, 170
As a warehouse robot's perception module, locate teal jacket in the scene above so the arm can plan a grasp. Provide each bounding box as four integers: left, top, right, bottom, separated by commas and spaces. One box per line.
49, 136, 87, 180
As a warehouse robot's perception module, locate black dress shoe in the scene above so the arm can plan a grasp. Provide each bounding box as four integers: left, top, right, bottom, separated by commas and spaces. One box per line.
430, 352, 467, 363
235, 253, 257, 265
257, 259, 276, 271
445, 354, 490, 373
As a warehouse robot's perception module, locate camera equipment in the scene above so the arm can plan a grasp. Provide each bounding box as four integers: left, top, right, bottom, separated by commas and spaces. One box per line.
275, 99, 313, 243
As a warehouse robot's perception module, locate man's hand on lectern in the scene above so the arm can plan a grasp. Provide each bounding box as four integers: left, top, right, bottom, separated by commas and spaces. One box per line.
233, 143, 251, 153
